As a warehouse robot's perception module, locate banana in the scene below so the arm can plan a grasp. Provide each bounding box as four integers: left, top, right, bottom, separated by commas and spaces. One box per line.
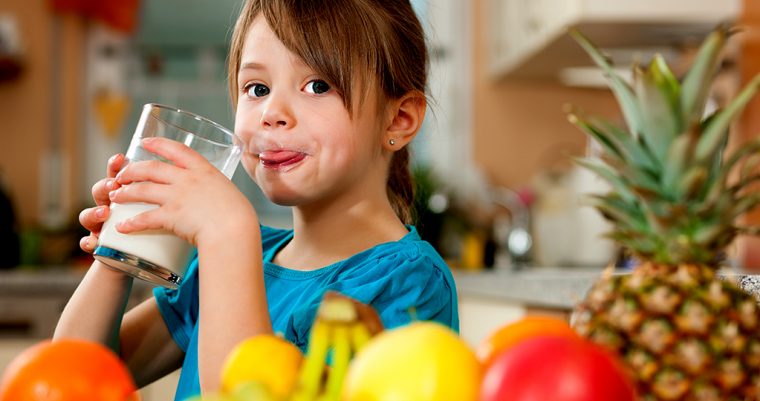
350, 322, 371, 352
323, 325, 352, 401
291, 320, 331, 401
289, 292, 384, 401
318, 296, 357, 323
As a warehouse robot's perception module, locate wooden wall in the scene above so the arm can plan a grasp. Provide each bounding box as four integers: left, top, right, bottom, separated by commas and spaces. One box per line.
738, 0, 760, 270
470, 0, 620, 190
0, 1, 83, 228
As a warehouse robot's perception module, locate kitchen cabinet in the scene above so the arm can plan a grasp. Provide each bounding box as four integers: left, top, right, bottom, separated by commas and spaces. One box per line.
459, 293, 526, 347
459, 293, 572, 347
455, 268, 594, 346
487, 0, 741, 81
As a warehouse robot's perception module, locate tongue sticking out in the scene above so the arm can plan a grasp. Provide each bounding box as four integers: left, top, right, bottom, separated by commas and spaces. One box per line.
259, 150, 305, 167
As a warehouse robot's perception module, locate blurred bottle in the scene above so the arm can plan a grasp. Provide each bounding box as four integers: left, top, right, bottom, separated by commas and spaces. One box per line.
531, 139, 616, 268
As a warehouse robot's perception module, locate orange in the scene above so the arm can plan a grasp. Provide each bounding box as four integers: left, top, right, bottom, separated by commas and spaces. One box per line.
476, 316, 578, 368
342, 322, 481, 401
0, 339, 138, 401
220, 334, 303, 399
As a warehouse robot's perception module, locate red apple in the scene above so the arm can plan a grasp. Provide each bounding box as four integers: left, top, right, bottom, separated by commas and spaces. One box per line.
479, 335, 636, 401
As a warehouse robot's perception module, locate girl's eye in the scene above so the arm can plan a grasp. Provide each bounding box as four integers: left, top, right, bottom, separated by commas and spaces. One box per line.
305, 80, 331, 95
245, 83, 270, 98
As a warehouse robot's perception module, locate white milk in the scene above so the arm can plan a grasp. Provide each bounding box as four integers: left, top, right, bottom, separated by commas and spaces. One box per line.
97, 202, 195, 277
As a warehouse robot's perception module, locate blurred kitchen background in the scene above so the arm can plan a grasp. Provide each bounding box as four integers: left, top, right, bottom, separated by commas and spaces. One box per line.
2, 0, 760, 398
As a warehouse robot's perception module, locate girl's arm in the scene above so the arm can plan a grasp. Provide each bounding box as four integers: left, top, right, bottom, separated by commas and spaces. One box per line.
54, 262, 185, 388
110, 137, 273, 392
54, 261, 133, 348
196, 223, 272, 391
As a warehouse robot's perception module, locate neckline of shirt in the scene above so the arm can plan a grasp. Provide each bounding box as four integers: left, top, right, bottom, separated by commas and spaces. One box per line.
263, 225, 419, 280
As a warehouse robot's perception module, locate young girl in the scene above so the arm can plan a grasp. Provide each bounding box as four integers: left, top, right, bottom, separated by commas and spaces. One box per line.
55, 0, 458, 399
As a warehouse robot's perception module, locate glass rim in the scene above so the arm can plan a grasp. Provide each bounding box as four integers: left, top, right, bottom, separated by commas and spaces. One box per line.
144, 103, 238, 143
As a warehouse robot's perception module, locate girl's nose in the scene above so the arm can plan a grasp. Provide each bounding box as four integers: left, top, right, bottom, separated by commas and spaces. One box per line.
260, 95, 295, 129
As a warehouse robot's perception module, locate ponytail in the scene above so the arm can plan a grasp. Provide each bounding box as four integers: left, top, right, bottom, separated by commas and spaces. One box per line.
387, 146, 414, 225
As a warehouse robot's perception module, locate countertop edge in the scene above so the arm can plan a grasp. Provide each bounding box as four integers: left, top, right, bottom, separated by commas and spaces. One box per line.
454, 268, 760, 310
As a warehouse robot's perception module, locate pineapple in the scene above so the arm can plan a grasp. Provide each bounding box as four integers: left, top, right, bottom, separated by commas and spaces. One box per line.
569, 25, 760, 401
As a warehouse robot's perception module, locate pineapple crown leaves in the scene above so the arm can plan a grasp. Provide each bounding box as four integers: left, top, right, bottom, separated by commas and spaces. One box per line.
567, 26, 760, 266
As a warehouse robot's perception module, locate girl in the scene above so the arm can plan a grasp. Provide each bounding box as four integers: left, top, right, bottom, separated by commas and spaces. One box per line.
55, 0, 458, 399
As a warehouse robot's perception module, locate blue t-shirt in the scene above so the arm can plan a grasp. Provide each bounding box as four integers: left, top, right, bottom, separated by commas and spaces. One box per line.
153, 225, 458, 401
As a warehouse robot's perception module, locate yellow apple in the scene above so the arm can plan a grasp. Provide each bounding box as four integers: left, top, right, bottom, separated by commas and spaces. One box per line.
220, 334, 303, 400
342, 321, 481, 401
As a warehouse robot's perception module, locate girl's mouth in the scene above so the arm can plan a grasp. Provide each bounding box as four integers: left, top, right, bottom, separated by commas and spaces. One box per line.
258, 150, 307, 170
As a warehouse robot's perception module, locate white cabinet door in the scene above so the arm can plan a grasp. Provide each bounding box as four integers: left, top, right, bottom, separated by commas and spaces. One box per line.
458, 294, 525, 347
487, 0, 741, 80
0, 339, 37, 376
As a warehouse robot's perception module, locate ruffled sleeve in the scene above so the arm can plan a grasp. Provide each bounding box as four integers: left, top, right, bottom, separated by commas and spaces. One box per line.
341, 250, 456, 329
288, 245, 457, 348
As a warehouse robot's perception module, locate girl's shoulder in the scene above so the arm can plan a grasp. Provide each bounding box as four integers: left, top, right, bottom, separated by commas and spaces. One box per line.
342, 225, 449, 277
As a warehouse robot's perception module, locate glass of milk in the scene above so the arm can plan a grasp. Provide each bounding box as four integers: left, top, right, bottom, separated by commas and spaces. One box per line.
93, 103, 242, 288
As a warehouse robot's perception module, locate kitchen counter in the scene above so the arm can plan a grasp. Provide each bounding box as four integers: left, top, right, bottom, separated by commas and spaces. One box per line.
0, 267, 154, 338
0, 267, 86, 296
454, 267, 760, 310
454, 267, 760, 346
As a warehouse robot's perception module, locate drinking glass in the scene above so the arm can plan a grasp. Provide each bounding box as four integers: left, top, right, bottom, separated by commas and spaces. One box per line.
94, 103, 242, 288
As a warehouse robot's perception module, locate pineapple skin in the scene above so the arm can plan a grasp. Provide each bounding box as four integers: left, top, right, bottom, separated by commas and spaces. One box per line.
574, 264, 760, 401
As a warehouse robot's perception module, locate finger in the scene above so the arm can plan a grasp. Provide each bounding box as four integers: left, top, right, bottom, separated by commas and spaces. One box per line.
92, 178, 121, 206
140, 137, 210, 170
80, 234, 99, 254
114, 159, 179, 186
107, 153, 127, 178
109, 182, 170, 205
115, 207, 166, 235
79, 206, 110, 233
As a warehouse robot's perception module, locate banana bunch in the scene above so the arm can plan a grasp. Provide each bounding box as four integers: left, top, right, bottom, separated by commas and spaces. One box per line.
289, 291, 383, 401
185, 292, 381, 401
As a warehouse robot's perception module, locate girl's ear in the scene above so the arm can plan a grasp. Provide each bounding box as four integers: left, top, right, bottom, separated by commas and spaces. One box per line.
384, 91, 426, 151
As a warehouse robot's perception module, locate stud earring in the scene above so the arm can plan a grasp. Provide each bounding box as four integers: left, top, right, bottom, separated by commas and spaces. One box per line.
389, 139, 396, 146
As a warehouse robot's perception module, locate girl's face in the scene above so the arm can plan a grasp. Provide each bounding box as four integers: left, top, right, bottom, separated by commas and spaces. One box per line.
235, 16, 388, 207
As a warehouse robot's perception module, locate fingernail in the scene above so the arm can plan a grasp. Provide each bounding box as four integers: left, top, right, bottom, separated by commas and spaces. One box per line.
109, 190, 117, 200
95, 206, 105, 218
105, 179, 114, 190
84, 238, 91, 249
116, 220, 128, 232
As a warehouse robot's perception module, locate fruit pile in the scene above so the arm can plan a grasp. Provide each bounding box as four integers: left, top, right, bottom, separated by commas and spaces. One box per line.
187, 293, 637, 401
0, 293, 637, 401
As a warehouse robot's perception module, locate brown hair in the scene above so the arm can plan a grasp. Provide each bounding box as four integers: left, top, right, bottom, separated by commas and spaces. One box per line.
227, 0, 428, 224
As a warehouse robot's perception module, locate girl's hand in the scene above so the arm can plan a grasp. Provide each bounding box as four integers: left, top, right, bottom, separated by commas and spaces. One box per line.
107, 137, 256, 247
78, 154, 126, 253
